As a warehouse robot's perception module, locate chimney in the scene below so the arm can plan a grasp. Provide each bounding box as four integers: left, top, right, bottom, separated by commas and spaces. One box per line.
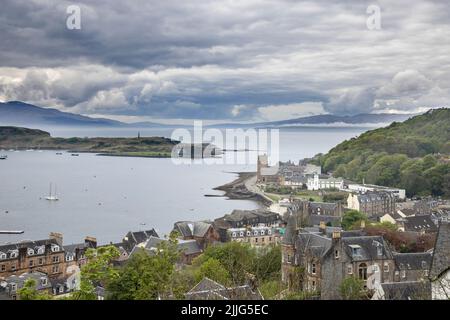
49, 232, 63, 246
85, 236, 97, 249
332, 230, 341, 241
360, 220, 366, 229
319, 221, 326, 233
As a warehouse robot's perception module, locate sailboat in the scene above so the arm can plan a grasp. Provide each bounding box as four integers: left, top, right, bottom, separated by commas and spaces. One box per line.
45, 183, 59, 201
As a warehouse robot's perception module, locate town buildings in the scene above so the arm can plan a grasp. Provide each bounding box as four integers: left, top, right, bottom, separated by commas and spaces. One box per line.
347, 183, 406, 200
172, 221, 220, 249
347, 191, 396, 218
213, 209, 283, 243
306, 173, 344, 191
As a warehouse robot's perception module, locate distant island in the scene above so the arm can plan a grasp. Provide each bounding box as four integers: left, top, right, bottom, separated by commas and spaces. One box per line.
0, 126, 178, 158
312, 108, 450, 198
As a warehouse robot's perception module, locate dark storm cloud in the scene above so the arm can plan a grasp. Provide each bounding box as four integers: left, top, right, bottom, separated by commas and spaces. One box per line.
0, 0, 449, 121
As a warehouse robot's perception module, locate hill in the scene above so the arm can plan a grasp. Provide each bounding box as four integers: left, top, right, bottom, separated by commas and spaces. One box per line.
313, 108, 450, 198
1, 101, 414, 129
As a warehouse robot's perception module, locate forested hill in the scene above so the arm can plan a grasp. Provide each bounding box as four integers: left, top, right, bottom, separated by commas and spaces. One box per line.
313, 108, 450, 198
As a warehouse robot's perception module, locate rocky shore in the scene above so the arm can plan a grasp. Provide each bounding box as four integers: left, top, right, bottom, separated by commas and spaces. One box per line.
213, 172, 272, 207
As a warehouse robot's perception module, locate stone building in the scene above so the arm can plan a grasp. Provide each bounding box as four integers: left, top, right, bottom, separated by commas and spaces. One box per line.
429, 221, 450, 299
226, 225, 284, 246
213, 209, 282, 242
347, 191, 396, 218
0, 232, 66, 279
172, 221, 220, 249
307, 173, 344, 191
393, 252, 432, 282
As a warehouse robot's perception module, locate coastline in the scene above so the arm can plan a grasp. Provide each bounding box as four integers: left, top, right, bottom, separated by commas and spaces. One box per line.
213, 172, 273, 207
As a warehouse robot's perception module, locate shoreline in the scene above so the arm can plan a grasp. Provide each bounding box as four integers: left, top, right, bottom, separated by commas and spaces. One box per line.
213, 172, 272, 207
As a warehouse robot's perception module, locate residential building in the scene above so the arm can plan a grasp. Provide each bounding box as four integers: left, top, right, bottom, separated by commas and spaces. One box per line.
0, 271, 51, 300
130, 236, 202, 265
347, 192, 396, 218
393, 252, 432, 281
121, 229, 159, 253
429, 221, 450, 300
307, 173, 344, 191
172, 221, 220, 249
347, 183, 406, 200
372, 281, 431, 300
0, 232, 66, 279
227, 225, 284, 246
257, 154, 282, 184
400, 215, 438, 233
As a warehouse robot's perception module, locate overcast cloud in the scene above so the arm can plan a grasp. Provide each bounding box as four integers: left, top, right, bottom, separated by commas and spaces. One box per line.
0, 0, 449, 122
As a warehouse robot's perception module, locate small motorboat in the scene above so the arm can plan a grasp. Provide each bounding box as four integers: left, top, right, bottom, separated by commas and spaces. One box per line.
56, 152, 63, 155
71, 153, 79, 156
0, 155, 7, 160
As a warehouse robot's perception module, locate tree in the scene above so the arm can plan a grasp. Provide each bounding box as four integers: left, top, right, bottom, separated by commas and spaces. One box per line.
195, 257, 231, 285
18, 279, 53, 300
339, 277, 366, 300
107, 235, 179, 300
341, 210, 367, 230
71, 245, 120, 300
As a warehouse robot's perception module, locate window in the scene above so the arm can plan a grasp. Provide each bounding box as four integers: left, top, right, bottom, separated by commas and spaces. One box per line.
1, 264, 5, 272
311, 280, 316, 290
358, 263, 368, 280
421, 261, 427, 269
9, 251, 18, 258
10, 283, 17, 291
232, 232, 236, 237
52, 265, 59, 274
0, 253, 6, 260
255, 238, 258, 243
287, 254, 292, 263
11, 265, 16, 271
268, 230, 272, 235
246, 231, 251, 236
311, 263, 316, 275
27, 248, 34, 256
377, 246, 383, 256
59, 286, 64, 293
29, 260, 34, 267
401, 270, 406, 279
41, 278, 48, 286
335, 250, 339, 259
383, 263, 389, 272
52, 256, 60, 263
39, 258, 44, 265
51, 245, 60, 252
239, 232, 244, 237
347, 265, 353, 274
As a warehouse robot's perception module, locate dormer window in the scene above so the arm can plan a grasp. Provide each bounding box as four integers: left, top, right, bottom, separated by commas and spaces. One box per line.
350, 245, 362, 257
27, 248, 35, 256
246, 231, 251, 236
335, 250, 340, 259
239, 232, 244, 237
260, 230, 265, 236
41, 278, 48, 286
254, 231, 258, 236
0, 252, 6, 260
37, 246, 45, 255
384, 262, 389, 272
10, 283, 17, 292
421, 261, 427, 269
377, 246, 382, 256
9, 250, 18, 258
51, 245, 60, 252
232, 232, 236, 238
268, 229, 272, 235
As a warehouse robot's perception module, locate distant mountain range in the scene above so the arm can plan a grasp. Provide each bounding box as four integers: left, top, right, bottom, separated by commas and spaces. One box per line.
0, 101, 415, 128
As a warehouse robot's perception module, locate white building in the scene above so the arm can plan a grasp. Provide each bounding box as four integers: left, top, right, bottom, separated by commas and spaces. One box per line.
307, 173, 344, 191
347, 183, 406, 200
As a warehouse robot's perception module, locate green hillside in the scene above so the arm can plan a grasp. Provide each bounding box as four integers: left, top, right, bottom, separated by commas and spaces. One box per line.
313, 108, 450, 198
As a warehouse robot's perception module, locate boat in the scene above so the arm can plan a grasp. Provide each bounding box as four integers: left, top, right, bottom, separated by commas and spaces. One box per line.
71, 153, 79, 156
45, 183, 59, 201
0, 155, 7, 160
56, 152, 63, 155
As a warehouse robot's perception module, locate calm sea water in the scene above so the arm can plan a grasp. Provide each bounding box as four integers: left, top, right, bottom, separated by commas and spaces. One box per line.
0, 126, 370, 244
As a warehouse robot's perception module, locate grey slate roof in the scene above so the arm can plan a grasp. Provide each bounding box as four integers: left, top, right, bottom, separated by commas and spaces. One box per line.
185, 277, 263, 300
404, 215, 438, 233
429, 221, 450, 280
0, 238, 62, 259
380, 281, 431, 300
174, 221, 212, 238
393, 252, 432, 271
122, 229, 159, 252
130, 236, 202, 257
308, 215, 340, 227
341, 236, 392, 261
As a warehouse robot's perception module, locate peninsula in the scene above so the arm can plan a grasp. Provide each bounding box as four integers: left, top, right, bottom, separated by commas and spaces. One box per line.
0, 126, 178, 157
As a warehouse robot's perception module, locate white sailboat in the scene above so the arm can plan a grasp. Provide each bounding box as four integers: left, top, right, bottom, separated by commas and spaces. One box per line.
45, 183, 59, 201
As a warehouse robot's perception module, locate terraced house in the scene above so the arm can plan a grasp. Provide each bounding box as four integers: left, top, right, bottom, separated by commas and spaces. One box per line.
0, 232, 65, 279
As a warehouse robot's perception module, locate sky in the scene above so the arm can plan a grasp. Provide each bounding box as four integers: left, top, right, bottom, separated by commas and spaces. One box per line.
0, 0, 449, 123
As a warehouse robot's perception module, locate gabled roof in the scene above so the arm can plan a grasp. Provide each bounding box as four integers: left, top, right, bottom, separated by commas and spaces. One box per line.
393, 252, 432, 270
185, 277, 263, 300
0, 238, 62, 259
403, 215, 438, 233
341, 236, 392, 261
130, 236, 202, 257
429, 221, 450, 280
380, 281, 431, 300
174, 221, 213, 238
